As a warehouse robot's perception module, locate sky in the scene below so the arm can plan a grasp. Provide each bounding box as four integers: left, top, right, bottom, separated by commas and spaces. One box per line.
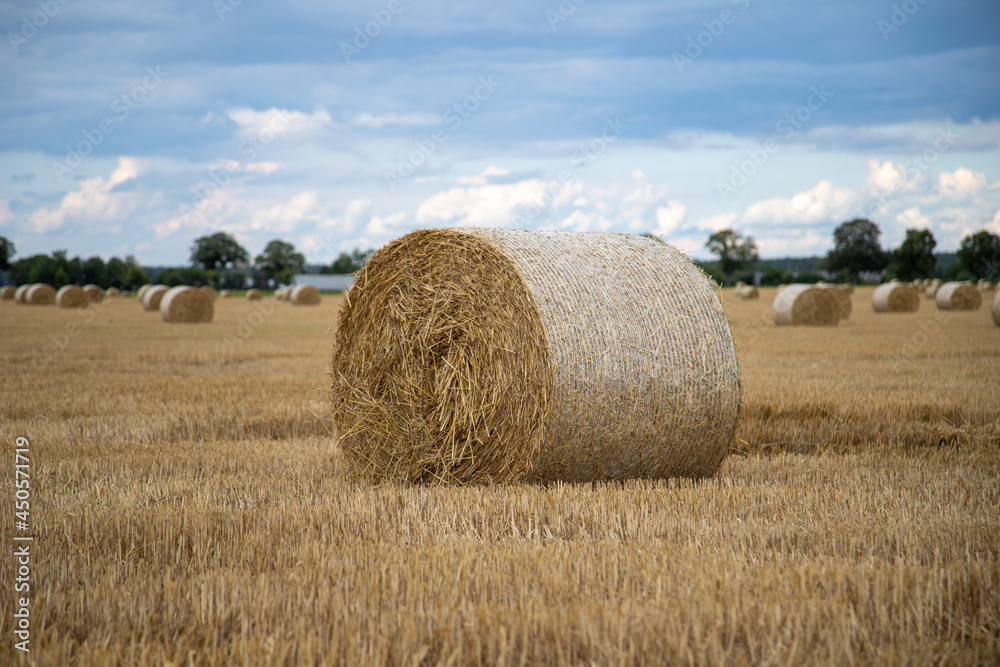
1, 0, 999, 266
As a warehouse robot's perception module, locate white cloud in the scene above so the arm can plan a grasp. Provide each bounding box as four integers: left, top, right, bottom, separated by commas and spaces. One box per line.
938, 167, 990, 197
864, 158, 925, 194
895, 206, 932, 229
29, 157, 147, 233
244, 161, 284, 175
653, 201, 686, 237
226, 107, 332, 137
415, 179, 575, 227
457, 166, 511, 186
694, 212, 737, 232
353, 112, 439, 129
742, 179, 858, 226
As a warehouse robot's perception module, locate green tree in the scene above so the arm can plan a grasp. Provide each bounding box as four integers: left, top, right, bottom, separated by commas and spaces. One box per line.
0, 235, 15, 271
327, 249, 373, 274
81, 256, 109, 286
957, 230, 1000, 280
827, 218, 888, 282
255, 239, 306, 287
106, 257, 128, 288
705, 229, 759, 285
889, 229, 937, 281
190, 232, 250, 270
122, 255, 150, 289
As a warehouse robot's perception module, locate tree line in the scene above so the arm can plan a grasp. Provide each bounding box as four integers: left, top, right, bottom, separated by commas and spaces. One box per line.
0, 233, 375, 290
702, 220, 1000, 285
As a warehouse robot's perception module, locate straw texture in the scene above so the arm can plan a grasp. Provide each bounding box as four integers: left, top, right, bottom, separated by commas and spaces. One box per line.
15, 285, 30, 303
872, 283, 920, 313
936, 282, 982, 310
56, 285, 88, 308
992, 291, 1000, 327
291, 285, 321, 305
160, 286, 214, 323
246, 288, 262, 300
200, 286, 217, 300
1, 286, 15, 300
83, 284, 104, 302
143, 285, 169, 311
772, 284, 840, 326
331, 228, 742, 485
137, 284, 152, 302
26, 283, 56, 305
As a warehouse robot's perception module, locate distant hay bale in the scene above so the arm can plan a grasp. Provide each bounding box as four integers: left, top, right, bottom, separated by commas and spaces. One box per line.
56, 285, 88, 308
839, 283, 854, 295
82, 284, 104, 302
199, 286, 217, 300
121, 290, 131, 297
105, 287, 120, 297
872, 283, 920, 313
137, 284, 153, 302
246, 288, 262, 300
925, 280, 942, 299
290, 285, 321, 305
15, 285, 30, 303
734, 281, 746, 290
772, 284, 840, 326
1, 286, 15, 300
936, 282, 982, 310
993, 291, 1000, 326
26, 283, 56, 305
274, 287, 285, 301
737, 285, 759, 299
142, 285, 169, 311
331, 227, 741, 485
821, 284, 852, 319
219, 289, 232, 298
979, 279, 995, 291
160, 286, 214, 323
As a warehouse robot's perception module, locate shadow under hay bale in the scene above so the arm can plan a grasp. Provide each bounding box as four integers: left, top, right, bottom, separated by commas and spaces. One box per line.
291, 285, 321, 305
936, 282, 981, 311
872, 283, 920, 313
331, 228, 742, 485
160, 286, 214, 323
772, 284, 840, 326
142, 285, 169, 311
56, 285, 88, 308
26, 283, 56, 305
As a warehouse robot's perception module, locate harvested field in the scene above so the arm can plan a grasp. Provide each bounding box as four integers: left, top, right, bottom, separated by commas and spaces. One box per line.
0, 287, 998, 665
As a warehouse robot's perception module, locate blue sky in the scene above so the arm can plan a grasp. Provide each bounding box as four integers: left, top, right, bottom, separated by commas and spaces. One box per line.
1, 0, 998, 265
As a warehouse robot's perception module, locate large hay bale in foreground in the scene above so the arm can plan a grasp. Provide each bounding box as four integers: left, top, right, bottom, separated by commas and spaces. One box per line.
82, 284, 104, 303
26, 283, 56, 305
872, 283, 920, 313
246, 288, 262, 300
772, 284, 840, 326
1, 286, 15, 300
15, 285, 30, 303
821, 285, 852, 319
142, 285, 169, 311
160, 286, 214, 323
936, 282, 982, 310
56, 285, 88, 308
331, 228, 741, 485
291, 285, 321, 305
993, 291, 1000, 327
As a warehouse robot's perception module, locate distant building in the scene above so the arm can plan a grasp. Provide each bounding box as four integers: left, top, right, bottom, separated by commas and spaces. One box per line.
292, 274, 355, 291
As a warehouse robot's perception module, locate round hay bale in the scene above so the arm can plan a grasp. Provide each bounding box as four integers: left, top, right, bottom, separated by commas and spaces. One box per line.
137, 284, 153, 302
820, 284, 852, 319
992, 291, 1000, 327
26, 283, 56, 305
331, 228, 741, 485
160, 286, 214, 323
15, 285, 30, 303
291, 285, 321, 305
82, 284, 104, 303
246, 288, 262, 300
56, 285, 88, 308
734, 281, 746, 290
737, 285, 759, 299
121, 290, 131, 297
839, 283, 854, 295
872, 283, 920, 313
219, 289, 232, 298
274, 287, 285, 301
772, 284, 840, 326
979, 279, 995, 291
1, 286, 15, 300
925, 282, 942, 299
936, 282, 982, 310
199, 285, 217, 300
142, 285, 169, 311
105, 287, 120, 297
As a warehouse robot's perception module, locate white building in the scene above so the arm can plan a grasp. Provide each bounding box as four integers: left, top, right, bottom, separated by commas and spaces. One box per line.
292, 274, 355, 291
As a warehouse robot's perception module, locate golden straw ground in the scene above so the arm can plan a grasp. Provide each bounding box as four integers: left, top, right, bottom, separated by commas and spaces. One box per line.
331, 228, 741, 485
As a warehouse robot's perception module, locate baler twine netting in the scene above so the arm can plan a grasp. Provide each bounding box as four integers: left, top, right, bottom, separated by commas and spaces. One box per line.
331, 228, 742, 485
